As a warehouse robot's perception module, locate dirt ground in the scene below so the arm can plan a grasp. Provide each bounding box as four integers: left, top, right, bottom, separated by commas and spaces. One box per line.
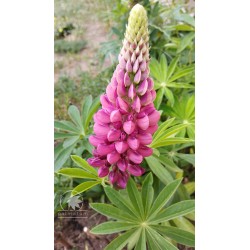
54, 0, 112, 83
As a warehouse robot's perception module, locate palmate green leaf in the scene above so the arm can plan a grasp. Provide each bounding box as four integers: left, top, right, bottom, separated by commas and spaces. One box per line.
84, 95, 101, 132
62, 136, 79, 148
127, 178, 144, 220
185, 211, 195, 221
90, 203, 137, 223
153, 118, 175, 141
167, 82, 194, 89
81, 95, 92, 127
127, 228, 142, 250
158, 155, 183, 173
176, 153, 195, 166
54, 120, 80, 133
146, 227, 178, 250
169, 65, 194, 83
57, 168, 97, 179
154, 88, 164, 110
104, 228, 139, 250
91, 221, 137, 235
150, 200, 195, 223
54, 144, 75, 171
165, 87, 174, 106
173, 216, 195, 233
71, 155, 97, 176
177, 32, 195, 54
68, 105, 83, 131
187, 126, 195, 139
141, 173, 154, 218
160, 123, 189, 140
167, 56, 179, 80
152, 225, 195, 247
184, 182, 195, 195
72, 180, 101, 196
54, 132, 78, 139
146, 156, 174, 185
151, 137, 194, 148
160, 54, 168, 80
150, 58, 163, 82
149, 179, 182, 220
135, 228, 146, 250
104, 186, 140, 218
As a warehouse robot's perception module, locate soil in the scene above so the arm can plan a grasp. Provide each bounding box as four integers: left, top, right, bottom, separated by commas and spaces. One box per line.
54, 206, 116, 250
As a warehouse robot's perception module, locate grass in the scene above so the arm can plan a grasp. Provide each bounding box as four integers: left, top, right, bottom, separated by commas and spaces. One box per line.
54, 40, 87, 54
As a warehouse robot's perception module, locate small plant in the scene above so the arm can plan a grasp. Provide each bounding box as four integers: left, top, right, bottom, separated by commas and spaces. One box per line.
90, 174, 195, 249
54, 39, 87, 53
150, 54, 194, 108
54, 95, 100, 170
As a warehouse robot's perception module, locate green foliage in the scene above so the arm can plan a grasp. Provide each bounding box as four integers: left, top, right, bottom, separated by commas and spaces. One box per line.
150, 118, 194, 149
54, 40, 87, 53
162, 95, 195, 139
54, 95, 100, 170
90, 174, 195, 249
150, 54, 194, 108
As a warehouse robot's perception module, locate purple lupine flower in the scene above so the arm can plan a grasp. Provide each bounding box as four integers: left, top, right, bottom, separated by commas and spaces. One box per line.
87, 4, 160, 189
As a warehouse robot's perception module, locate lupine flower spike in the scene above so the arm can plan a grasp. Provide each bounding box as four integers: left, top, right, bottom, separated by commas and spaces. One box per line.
87, 4, 160, 188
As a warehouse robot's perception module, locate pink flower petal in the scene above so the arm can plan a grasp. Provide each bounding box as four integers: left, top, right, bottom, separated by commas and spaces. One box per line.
100, 94, 112, 109
119, 56, 126, 69
117, 80, 127, 97
137, 115, 149, 130
137, 132, 152, 145
134, 69, 141, 84
89, 135, 106, 147
107, 129, 121, 142
117, 172, 129, 189
117, 97, 129, 113
140, 91, 152, 106
97, 143, 115, 156
110, 110, 122, 123
147, 77, 154, 91
128, 84, 136, 100
150, 89, 156, 101
117, 159, 128, 172
106, 84, 117, 103
87, 157, 106, 167
133, 58, 139, 73
127, 164, 145, 176
126, 59, 132, 72
98, 166, 109, 177
124, 72, 132, 87
115, 141, 129, 153
148, 110, 161, 126
123, 121, 136, 135
137, 146, 153, 157
127, 136, 140, 150
145, 124, 158, 134
96, 110, 110, 123
137, 79, 148, 96
109, 171, 119, 184
107, 151, 121, 164
116, 69, 125, 85
127, 149, 143, 164
94, 123, 110, 136
140, 60, 147, 72
132, 96, 141, 113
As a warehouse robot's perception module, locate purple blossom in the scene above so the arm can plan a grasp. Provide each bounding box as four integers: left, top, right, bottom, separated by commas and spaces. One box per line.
87, 4, 160, 188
